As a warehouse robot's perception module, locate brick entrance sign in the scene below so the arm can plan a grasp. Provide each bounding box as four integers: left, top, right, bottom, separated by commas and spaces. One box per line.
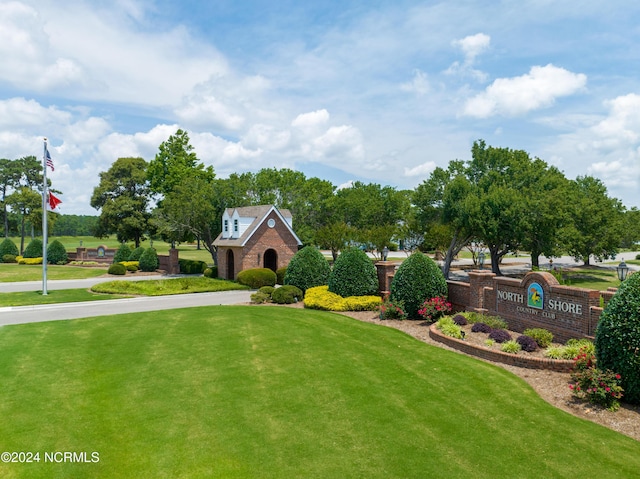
449, 271, 608, 342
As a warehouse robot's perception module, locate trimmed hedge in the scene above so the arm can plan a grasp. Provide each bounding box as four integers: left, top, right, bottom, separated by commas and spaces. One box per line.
108, 263, 127, 275
0, 238, 19, 260
595, 271, 640, 405
328, 247, 378, 298
46, 239, 68, 264
3, 254, 17, 263
237, 268, 277, 289
23, 238, 43, 258
276, 267, 287, 285
139, 247, 159, 272
304, 285, 382, 312
179, 259, 208, 274
272, 285, 304, 304
113, 243, 133, 263
203, 267, 218, 278
390, 252, 447, 319
284, 247, 331, 292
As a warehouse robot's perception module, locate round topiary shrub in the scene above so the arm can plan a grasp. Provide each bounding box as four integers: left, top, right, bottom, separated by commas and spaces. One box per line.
108, 263, 126, 275
203, 267, 216, 278
23, 238, 43, 258
328, 247, 378, 298
138, 247, 159, 272
46, 239, 68, 264
258, 286, 276, 296
0, 238, 19, 260
271, 285, 303, 304
236, 268, 277, 288
595, 271, 640, 405
2, 254, 17, 263
284, 246, 331, 293
113, 243, 132, 263
128, 246, 145, 261
389, 252, 447, 319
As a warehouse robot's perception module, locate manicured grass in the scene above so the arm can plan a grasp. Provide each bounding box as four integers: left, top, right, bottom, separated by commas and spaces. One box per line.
562, 267, 623, 291
0, 264, 107, 282
90, 277, 249, 295
0, 307, 638, 478
0, 289, 128, 306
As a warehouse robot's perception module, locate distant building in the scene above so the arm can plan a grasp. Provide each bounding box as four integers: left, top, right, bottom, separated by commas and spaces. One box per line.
213, 205, 302, 280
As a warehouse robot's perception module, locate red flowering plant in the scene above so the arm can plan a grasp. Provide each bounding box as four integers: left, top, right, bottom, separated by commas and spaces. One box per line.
378, 296, 407, 320
418, 296, 452, 322
569, 348, 624, 411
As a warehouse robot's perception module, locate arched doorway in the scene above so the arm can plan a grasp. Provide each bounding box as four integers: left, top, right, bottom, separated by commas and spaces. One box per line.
227, 249, 235, 279
263, 248, 277, 272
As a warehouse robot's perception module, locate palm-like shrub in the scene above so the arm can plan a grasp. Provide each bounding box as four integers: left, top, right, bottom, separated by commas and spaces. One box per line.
284, 247, 331, 293
390, 252, 447, 319
46, 239, 68, 264
23, 238, 43, 258
139, 247, 159, 272
595, 271, 640, 404
0, 238, 19, 261
328, 247, 378, 298
113, 243, 132, 263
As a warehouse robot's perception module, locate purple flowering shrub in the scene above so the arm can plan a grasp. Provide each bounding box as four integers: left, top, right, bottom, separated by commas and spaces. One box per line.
516, 335, 538, 352
471, 322, 492, 334
488, 328, 511, 343
452, 314, 468, 326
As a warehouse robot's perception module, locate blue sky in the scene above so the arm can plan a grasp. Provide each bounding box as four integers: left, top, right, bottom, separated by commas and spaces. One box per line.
1, 0, 639, 214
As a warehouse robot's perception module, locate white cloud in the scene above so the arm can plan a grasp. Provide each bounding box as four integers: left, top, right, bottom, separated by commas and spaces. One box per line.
291, 109, 330, 129
453, 33, 490, 63
463, 64, 587, 118
404, 161, 436, 177
175, 96, 245, 131
401, 69, 429, 96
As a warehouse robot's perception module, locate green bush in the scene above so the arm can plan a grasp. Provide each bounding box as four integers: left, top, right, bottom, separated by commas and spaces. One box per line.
304, 285, 381, 311
250, 292, 271, 304
501, 340, 522, 354
237, 268, 277, 288
636, 254, 640, 260
595, 271, 640, 404
3, 254, 17, 263
276, 267, 287, 285
272, 285, 304, 304
179, 259, 208, 274
113, 243, 132, 263
328, 247, 378, 298
203, 267, 217, 278
390, 252, 447, 319
23, 238, 43, 258
258, 286, 276, 296
0, 238, 19, 260
46, 239, 68, 264
139, 247, 159, 272
128, 246, 145, 261
523, 328, 554, 348
284, 247, 331, 293
108, 263, 127, 275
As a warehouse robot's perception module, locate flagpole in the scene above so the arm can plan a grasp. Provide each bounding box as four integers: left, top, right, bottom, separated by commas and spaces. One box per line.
42, 138, 48, 295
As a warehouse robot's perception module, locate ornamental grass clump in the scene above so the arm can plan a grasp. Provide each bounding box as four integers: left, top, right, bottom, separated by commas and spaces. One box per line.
501, 340, 522, 354
436, 317, 463, 340
418, 296, 452, 322
523, 328, 554, 348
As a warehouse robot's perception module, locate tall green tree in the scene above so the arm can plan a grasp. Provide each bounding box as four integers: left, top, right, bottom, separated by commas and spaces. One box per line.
6, 187, 41, 254
91, 157, 152, 247
0, 158, 22, 237
565, 176, 624, 265
147, 129, 214, 197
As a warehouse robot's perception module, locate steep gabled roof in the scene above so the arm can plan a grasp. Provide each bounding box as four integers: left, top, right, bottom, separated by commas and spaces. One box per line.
213, 205, 301, 247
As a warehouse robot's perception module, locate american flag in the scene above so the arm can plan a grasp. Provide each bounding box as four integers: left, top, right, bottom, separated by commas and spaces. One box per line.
45, 147, 54, 171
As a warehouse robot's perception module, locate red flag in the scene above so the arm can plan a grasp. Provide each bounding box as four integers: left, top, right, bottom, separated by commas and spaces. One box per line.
48, 192, 62, 210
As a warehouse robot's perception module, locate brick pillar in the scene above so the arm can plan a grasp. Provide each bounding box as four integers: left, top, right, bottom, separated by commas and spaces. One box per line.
468, 270, 496, 311
76, 247, 87, 260
168, 248, 179, 274
375, 261, 396, 296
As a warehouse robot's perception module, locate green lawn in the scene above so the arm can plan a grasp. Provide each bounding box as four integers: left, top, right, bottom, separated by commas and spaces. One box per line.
0, 289, 128, 306
561, 267, 623, 291
0, 307, 638, 478
0, 264, 107, 282
90, 277, 249, 296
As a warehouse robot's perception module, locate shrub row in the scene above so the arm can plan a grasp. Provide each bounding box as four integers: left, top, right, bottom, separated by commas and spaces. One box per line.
179, 259, 208, 274
304, 285, 381, 312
